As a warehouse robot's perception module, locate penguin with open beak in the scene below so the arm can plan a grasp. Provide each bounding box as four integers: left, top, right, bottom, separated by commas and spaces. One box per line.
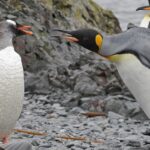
0, 19, 32, 144
54, 27, 150, 68
54, 26, 150, 119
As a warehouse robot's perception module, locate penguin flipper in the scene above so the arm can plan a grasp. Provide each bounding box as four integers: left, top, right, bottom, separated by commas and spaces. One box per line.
138, 54, 150, 68
127, 23, 138, 30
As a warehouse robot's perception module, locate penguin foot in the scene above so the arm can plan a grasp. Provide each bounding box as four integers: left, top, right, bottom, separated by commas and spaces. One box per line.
2, 137, 9, 144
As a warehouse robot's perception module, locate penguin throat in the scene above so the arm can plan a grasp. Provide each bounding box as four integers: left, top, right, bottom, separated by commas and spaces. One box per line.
140, 14, 150, 28
0, 33, 13, 50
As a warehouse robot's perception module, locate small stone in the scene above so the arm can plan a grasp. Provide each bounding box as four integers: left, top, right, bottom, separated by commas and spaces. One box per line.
125, 140, 141, 147
143, 128, 150, 136
31, 140, 40, 146
69, 107, 84, 114
66, 143, 74, 148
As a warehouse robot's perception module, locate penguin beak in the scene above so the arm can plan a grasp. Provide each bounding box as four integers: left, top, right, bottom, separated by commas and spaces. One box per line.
64, 36, 79, 42
17, 25, 33, 35
136, 6, 150, 11
52, 29, 79, 42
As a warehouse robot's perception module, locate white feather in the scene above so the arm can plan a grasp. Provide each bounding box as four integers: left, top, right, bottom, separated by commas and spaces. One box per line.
140, 14, 150, 28
116, 54, 150, 117
6, 20, 16, 26
0, 46, 23, 138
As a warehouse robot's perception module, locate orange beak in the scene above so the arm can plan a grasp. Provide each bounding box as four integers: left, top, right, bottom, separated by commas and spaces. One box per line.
64, 36, 79, 42
17, 25, 33, 35
136, 6, 150, 11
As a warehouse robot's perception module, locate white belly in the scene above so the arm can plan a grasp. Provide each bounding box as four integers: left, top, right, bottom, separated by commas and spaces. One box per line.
0, 46, 24, 138
115, 54, 150, 118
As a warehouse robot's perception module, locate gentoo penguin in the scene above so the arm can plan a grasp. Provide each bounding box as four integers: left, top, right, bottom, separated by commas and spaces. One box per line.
54, 23, 150, 118
0, 19, 32, 143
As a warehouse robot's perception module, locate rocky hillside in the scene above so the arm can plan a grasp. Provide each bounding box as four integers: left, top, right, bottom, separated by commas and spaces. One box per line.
0, 0, 146, 119
1, 1, 150, 150
2, 0, 120, 87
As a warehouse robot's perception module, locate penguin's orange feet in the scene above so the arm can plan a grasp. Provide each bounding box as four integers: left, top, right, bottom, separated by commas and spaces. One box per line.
2, 137, 9, 144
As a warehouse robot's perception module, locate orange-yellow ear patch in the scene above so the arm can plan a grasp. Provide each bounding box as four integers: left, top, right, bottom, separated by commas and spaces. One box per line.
95, 34, 103, 49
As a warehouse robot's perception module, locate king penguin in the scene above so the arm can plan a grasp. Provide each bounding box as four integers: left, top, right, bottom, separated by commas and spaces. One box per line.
136, 0, 150, 27
54, 4, 150, 119
0, 19, 32, 143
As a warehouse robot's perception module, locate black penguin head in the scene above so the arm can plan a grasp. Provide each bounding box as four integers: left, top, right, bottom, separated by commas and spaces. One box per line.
55, 29, 103, 53
3, 20, 33, 36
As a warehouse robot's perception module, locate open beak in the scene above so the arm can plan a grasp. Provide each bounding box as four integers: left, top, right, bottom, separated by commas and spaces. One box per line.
52, 29, 79, 42
17, 25, 33, 35
64, 36, 79, 42
136, 6, 150, 11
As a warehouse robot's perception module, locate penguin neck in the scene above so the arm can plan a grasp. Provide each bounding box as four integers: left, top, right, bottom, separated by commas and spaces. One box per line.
0, 33, 13, 50
105, 14, 150, 62
101, 30, 133, 58
99, 29, 134, 63
140, 14, 150, 28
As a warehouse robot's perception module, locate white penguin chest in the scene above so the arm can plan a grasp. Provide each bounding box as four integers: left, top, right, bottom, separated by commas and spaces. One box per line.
0, 46, 24, 135
115, 54, 150, 118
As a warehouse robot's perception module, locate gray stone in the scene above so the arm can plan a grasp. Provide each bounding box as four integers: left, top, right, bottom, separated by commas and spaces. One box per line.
125, 139, 141, 147
69, 107, 85, 114
108, 111, 124, 120
74, 74, 98, 95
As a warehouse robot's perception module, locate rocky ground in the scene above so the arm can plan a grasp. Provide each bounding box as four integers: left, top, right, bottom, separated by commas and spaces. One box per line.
0, 0, 150, 150
11, 94, 150, 150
